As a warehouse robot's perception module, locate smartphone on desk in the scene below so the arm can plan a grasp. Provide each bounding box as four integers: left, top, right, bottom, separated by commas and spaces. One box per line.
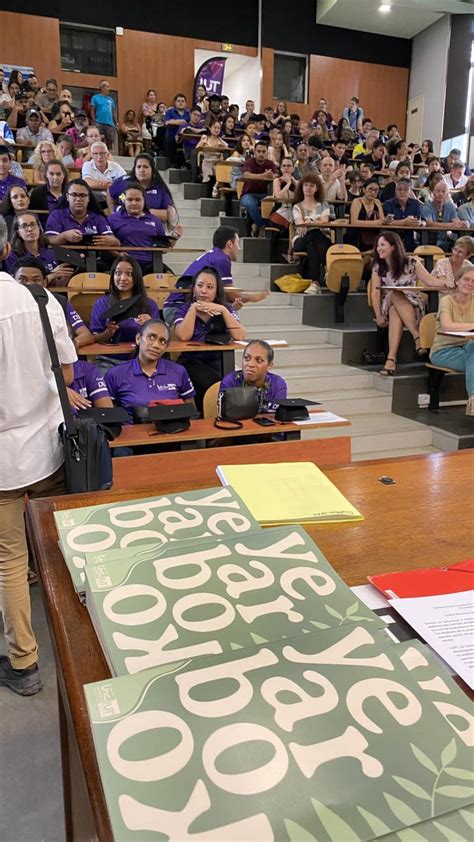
254, 417, 276, 427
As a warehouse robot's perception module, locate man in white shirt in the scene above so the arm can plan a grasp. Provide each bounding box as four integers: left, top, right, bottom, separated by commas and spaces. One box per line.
16, 108, 54, 158
443, 162, 468, 191
0, 216, 77, 696
81, 141, 125, 195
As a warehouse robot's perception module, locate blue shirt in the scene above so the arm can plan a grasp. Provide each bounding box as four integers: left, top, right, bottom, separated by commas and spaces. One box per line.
421, 201, 459, 247
0, 174, 27, 201
71, 360, 110, 404
164, 107, 190, 140
105, 357, 195, 423
108, 177, 172, 211
91, 93, 115, 127
89, 294, 160, 343
108, 208, 166, 265
383, 197, 422, 252
219, 370, 287, 413
163, 248, 233, 316
45, 208, 112, 239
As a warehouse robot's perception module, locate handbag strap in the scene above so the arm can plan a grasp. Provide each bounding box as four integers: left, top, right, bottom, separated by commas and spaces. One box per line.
213, 418, 243, 430
25, 284, 78, 439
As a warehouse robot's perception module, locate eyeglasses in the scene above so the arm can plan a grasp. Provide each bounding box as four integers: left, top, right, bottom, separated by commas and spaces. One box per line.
18, 222, 38, 230
67, 192, 88, 199
62, 113, 72, 117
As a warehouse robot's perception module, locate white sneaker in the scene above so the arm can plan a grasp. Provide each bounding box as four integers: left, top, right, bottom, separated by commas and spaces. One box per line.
466, 396, 474, 416
304, 281, 321, 295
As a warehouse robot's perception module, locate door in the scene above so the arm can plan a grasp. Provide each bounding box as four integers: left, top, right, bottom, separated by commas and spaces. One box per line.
406, 96, 424, 145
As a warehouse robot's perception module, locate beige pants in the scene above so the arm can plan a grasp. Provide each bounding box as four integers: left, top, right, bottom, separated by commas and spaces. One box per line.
0, 466, 64, 669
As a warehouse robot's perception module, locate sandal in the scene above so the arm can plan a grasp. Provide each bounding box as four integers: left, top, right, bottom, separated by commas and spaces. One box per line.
414, 335, 428, 358
380, 358, 396, 376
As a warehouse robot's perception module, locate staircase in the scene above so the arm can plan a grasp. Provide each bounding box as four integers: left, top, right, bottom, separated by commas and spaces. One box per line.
160, 169, 439, 460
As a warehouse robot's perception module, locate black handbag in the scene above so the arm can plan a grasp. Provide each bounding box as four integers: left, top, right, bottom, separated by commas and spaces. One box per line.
204, 314, 232, 345
26, 284, 114, 493
215, 387, 259, 430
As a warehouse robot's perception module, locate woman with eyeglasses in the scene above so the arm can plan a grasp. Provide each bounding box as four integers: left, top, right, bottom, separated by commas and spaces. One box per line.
89, 256, 160, 369
430, 265, 474, 416
104, 319, 195, 424
29, 159, 69, 214
0, 183, 29, 236
45, 178, 119, 249
31, 139, 63, 185
5, 211, 74, 285
47, 101, 75, 134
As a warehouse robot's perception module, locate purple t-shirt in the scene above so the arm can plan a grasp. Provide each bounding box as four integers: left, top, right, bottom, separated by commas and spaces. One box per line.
66, 301, 85, 333
108, 209, 166, 265
105, 357, 195, 423
89, 294, 160, 343
5, 245, 57, 275
71, 360, 110, 403
164, 248, 233, 312
0, 174, 27, 201
219, 370, 287, 413
45, 208, 112, 239
173, 300, 239, 342
108, 177, 172, 211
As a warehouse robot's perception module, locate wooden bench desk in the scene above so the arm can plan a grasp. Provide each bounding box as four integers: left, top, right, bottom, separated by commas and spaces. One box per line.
25, 448, 474, 841
79, 339, 254, 375
109, 412, 351, 450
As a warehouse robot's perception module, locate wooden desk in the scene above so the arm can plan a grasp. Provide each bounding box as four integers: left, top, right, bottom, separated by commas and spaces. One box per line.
306, 219, 474, 246
53, 244, 206, 273
79, 339, 249, 375
110, 413, 351, 449
25, 448, 474, 840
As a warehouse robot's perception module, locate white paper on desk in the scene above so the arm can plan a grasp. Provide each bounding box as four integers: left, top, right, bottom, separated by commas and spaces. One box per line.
389, 591, 474, 688
234, 339, 287, 347
293, 411, 348, 426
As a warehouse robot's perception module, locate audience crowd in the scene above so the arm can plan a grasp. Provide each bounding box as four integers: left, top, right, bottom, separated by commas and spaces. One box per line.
0, 64, 473, 697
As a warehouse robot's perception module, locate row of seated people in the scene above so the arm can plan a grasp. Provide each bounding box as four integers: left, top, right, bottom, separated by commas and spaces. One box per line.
10, 252, 285, 425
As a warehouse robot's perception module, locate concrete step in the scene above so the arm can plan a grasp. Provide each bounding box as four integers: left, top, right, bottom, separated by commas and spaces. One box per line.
280, 366, 373, 394
239, 306, 308, 326
352, 445, 440, 461
235, 343, 342, 367
245, 325, 331, 344
302, 388, 393, 415
306, 411, 434, 455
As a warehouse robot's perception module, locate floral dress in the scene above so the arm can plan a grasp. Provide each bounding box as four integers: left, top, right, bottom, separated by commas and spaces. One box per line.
377, 257, 426, 323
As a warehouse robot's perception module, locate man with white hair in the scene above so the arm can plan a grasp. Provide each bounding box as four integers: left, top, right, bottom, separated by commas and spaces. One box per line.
81, 141, 125, 195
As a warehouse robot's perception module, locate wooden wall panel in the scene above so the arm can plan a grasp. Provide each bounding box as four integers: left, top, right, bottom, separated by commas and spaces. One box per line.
0, 12, 61, 81
0, 12, 406, 132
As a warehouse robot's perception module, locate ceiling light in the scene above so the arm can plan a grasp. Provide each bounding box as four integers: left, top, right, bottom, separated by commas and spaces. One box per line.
379, 3, 391, 11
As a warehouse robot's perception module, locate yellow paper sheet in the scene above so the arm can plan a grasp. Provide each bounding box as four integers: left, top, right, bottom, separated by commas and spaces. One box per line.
216, 462, 363, 524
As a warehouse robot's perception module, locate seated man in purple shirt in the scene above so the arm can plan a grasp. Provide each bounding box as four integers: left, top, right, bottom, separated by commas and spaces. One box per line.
240, 141, 277, 236
105, 319, 195, 424
163, 225, 268, 325
219, 340, 287, 413
0, 144, 27, 201
383, 178, 423, 252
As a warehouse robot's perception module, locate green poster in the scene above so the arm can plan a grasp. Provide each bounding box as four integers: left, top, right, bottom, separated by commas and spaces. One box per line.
85, 626, 474, 841
53, 486, 260, 594
84, 525, 381, 675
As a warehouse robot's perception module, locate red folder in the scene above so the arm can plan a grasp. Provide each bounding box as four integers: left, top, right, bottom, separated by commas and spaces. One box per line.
369, 559, 474, 599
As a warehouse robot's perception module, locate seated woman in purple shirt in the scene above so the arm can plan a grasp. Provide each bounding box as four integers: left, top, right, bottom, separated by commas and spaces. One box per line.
45, 178, 119, 250
89, 255, 160, 369
29, 159, 69, 214
174, 267, 246, 412
106, 153, 176, 223
108, 183, 172, 274
5, 211, 74, 286
105, 319, 195, 424
219, 340, 287, 413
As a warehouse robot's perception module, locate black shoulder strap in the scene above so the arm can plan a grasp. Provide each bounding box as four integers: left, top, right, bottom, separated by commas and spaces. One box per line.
25, 284, 78, 438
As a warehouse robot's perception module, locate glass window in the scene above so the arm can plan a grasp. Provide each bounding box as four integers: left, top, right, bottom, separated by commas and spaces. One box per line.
60, 24, 116, 76
273, 53, 307, 104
